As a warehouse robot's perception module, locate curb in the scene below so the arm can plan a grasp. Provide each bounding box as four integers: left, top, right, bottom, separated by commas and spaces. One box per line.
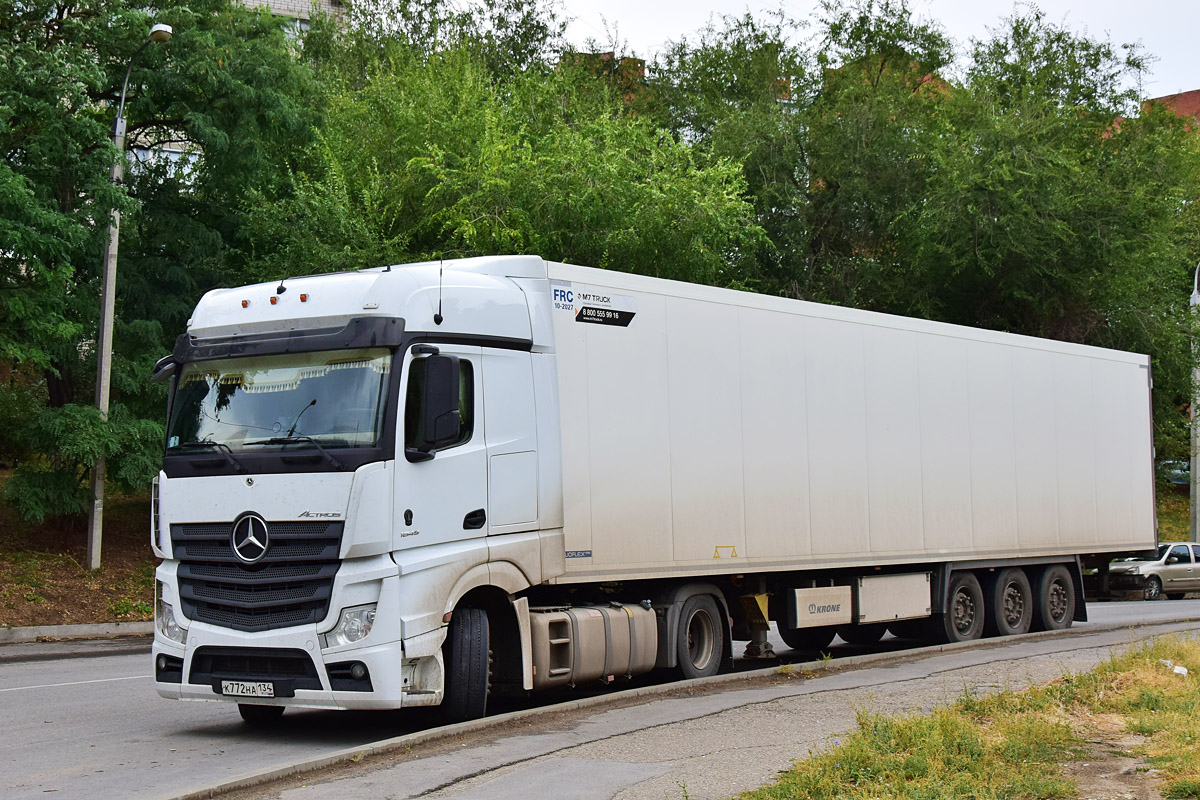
0, 621, 152, 645
160, 616, 1200, 800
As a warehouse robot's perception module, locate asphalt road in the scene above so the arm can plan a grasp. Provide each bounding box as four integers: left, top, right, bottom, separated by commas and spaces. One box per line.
2, 599, 1198, 800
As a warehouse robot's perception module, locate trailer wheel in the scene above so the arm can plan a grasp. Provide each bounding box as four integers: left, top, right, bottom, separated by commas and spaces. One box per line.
935, 571, 985, 643
1144, 576, 1163, 602
238, 703, 284, 726
887, 619, 927, 640
442, 606, 490, 722
986, 567, 1033, 637
677, 595, 724, 679
837, 623, 887, 645
779, 625, 835, 652
1032, 565, 1075, 630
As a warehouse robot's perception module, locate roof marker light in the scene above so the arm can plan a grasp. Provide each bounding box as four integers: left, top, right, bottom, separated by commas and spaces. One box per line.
300, 293, 308, 302
270, 296, 278, 305
241, 300, 248, 308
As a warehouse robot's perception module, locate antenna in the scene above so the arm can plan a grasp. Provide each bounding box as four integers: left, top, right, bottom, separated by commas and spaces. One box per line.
276, 276, 287, 295
433, 261, 444, 325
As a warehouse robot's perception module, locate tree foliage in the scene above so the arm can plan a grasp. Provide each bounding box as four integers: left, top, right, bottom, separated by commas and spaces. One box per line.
2, 0, 1198, 526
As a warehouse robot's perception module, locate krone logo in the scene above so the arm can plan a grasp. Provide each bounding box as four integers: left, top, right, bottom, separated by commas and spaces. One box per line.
231, 513, 270, 564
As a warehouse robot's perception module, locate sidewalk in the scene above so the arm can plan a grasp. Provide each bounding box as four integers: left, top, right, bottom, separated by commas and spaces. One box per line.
191, 621, 1200, 800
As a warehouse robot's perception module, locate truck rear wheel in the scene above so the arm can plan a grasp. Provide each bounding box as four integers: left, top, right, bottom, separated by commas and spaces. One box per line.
677, 595, 724, 679
986, 567, 1033, 637
1032, 565, 1075, 631
238, 703, 284, 726
779, 625, 835, 652
442, 607, 490, 722
838, 623, 887, 645
934, 571, 985, 643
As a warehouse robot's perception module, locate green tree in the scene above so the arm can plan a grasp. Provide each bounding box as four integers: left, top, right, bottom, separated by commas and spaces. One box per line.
0, 0, 319, 521
245, 44, 764, 287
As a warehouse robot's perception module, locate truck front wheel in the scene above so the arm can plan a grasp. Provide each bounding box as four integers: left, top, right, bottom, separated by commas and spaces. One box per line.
442, 607, 490, 722
677, 595, 724, 679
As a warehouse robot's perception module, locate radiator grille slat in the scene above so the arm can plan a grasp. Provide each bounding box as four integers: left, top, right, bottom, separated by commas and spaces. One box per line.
172, 521, 343, 633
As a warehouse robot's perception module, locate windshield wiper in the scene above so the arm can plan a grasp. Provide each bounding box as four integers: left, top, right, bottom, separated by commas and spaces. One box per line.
245, 436, 344, 471
170, 440, 247, 474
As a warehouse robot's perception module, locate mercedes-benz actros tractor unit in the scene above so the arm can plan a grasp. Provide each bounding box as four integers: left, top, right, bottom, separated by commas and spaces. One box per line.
150, 255, 1155, 723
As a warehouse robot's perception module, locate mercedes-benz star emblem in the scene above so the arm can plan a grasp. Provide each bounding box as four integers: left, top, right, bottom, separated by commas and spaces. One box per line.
231, 514, 270, 564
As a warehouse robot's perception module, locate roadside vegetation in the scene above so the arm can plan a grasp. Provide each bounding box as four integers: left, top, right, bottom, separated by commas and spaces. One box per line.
2, 0, 1198, 543
738, 635, 1200, 800
0, 471, 154, 628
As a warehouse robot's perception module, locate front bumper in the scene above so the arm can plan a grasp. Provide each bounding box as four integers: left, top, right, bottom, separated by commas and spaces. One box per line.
153, 565, 446, 711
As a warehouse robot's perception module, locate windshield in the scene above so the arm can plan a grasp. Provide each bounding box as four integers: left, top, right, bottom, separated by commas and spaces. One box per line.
166, 348, 391, 452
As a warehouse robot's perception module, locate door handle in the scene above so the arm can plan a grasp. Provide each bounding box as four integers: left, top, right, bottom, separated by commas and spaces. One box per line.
463, 509, 486, 530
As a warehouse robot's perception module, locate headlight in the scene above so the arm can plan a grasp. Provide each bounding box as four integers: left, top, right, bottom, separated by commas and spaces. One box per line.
156, 597, 187, 644
1127, 566, 1141, 575
321, 604, 377, 649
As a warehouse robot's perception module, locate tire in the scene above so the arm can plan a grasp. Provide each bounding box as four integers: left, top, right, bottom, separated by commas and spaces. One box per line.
441, 606, 490, 722
1167, 593, 1186, 601
779, 625, 835, 652
837, 623, 887, 645
986, 567, 1033, 637
1033, 565, 1076, 630
1143, 576, 1163, 602
238, 703, 284, 726
887, 619, 927, 640
932, 571, 985, 644
676, 595, 725, 679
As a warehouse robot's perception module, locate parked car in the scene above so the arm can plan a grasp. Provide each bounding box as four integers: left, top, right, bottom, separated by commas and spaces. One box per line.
1108, 542, 1200, 600
1158, 460, 1191, 486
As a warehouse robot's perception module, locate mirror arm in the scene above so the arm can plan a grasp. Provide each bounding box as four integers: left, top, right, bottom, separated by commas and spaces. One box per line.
404, 447, 435, 463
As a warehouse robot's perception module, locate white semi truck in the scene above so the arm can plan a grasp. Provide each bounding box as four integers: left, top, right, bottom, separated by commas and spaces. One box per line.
151, 255, 1156, 723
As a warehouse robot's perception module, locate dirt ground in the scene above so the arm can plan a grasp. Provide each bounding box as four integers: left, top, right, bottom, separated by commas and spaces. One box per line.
0, 477, 155, 628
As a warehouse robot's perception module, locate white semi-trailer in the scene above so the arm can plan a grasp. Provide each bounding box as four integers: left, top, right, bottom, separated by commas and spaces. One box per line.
150, 255, 1156, 723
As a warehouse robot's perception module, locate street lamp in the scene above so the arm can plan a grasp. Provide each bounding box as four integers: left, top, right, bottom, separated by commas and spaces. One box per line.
86, 23, 173, 571
1191, 263, 1200, 544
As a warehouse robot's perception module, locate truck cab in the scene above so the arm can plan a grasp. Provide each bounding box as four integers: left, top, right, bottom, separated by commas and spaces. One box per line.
151, 257, 566, 721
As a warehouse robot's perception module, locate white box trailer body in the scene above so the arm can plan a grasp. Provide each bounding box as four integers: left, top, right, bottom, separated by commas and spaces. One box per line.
149, 255, 1155, 721
546, 262, 1156, 580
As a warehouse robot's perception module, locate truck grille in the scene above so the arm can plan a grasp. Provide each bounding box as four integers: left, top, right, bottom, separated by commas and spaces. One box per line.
172, 521, 343, 633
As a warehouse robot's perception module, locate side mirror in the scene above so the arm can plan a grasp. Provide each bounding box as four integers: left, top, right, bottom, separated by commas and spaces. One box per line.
1168, 556, 1181, 564
415, 355, 460, 455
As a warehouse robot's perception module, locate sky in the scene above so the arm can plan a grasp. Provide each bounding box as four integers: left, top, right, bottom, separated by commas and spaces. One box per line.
558, 0, 1196, 99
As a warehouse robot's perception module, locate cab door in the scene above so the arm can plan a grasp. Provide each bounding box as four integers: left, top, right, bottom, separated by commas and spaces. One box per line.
393, 345, 488, 549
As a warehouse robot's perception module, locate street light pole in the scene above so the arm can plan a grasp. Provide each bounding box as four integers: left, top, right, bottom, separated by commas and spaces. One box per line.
1190, 263, 1200, 544
86, 23, 173, 571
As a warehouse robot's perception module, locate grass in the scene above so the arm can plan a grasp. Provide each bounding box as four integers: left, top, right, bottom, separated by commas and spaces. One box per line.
736, 635, 1200, 800
1158, 484, 1189, 542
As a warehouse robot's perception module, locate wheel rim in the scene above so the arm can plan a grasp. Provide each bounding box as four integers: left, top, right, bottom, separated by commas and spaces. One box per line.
1048, 579, 1069, 621
952, 587, 976, 634
1002, 582, 1025, 627
686, 609, 716, 671
1146, 579, 1161, 600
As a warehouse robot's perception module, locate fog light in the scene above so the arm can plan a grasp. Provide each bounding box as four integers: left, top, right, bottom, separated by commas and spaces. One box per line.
350, 662, 367, 680
322, 604, 376, 648
156, 599, 187, 644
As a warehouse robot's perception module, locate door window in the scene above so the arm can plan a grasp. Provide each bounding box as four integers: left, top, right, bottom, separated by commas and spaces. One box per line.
404, 357, 474, 451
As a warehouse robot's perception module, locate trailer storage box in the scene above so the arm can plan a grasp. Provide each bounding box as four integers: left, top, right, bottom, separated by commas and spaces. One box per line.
545, 262, 1156, 583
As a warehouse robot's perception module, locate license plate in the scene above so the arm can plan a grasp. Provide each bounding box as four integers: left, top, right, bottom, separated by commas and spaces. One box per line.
221, 680, 275, 698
